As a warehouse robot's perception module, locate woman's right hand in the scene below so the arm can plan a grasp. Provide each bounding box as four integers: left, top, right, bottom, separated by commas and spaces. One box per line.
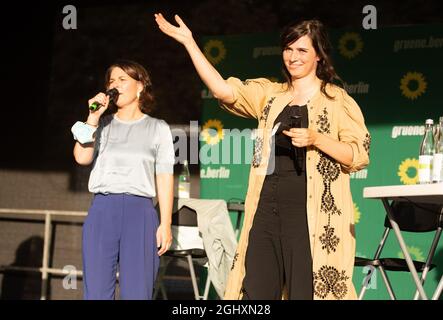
154, 13, 194, 46
86, 92, 109, 125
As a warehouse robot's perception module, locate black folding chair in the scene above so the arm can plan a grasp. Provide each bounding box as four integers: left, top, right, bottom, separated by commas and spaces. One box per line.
355, 200, 443, 300
154, 205, 211, 300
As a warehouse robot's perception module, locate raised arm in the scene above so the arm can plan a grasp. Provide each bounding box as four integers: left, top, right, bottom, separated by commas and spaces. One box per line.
154, 13, 234, 104
73, 93, 109, 165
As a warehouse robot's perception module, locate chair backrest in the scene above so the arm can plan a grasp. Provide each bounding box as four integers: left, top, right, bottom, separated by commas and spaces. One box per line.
162, 204, 205, 252
171, 205, 197, 227
384, 201, 443, 232
155, 200, 198, 227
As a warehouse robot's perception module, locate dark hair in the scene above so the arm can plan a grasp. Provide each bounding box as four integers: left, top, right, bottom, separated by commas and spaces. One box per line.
104, 59, 155, 113
280, 19, 342, 100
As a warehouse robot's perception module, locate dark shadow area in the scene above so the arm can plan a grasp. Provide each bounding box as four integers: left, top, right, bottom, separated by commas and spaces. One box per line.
69, 165, 93, 192
154, 258, 207, 300
1, 236, 44, 300
1, 0, 442, 172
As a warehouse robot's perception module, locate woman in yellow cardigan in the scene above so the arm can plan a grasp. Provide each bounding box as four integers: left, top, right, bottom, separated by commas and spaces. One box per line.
155, 13, 370, 300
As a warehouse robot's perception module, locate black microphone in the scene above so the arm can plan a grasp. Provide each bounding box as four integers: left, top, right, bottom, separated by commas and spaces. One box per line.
89, 88, 120, 111
290, 112, 305, 175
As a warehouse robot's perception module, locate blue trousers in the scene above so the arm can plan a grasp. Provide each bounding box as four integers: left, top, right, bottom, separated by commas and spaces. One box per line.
82, 193, 159, 300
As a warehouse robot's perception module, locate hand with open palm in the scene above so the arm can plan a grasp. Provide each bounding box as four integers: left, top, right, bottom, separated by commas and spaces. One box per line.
154, 13, 194, 47
154, 12, 234, 104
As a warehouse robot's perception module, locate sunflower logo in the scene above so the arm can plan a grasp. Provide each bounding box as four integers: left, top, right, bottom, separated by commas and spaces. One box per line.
201, 119, 224, 145
400, 72, 427, 100
354, 202, 361, 224
398, 246, 425, 262
338, 32, 364, 59
398, 158, 419, 185
203, 39, 227, 65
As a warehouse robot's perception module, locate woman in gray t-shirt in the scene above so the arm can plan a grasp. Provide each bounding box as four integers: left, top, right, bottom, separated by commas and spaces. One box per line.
73, 60, 174, 300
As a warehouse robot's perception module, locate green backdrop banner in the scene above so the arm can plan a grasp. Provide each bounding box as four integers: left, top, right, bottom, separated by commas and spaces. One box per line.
198, 25, 443, 299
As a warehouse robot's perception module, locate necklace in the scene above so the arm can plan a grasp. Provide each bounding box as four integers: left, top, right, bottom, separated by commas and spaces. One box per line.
290, 82, 321, 105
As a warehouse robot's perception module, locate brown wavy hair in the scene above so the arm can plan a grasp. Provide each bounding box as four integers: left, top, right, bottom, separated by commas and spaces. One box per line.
280, 19, 342, 100
104, 59, 155, 113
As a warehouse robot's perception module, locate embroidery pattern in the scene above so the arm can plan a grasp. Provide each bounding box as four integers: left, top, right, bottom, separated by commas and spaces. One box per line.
317, 151, 342, 216
316, 105, 341, 254
231, 252, 239, 270
319, 225, 340, 254
363, 133, 371, 156
252, 137, 263, 168
316, 108, 330, 134
259, 97, 275, 123
313, 265, 349, 300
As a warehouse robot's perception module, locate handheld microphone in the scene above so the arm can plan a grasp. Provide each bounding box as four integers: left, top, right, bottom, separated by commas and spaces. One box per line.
290, 113, 304, 175
89, 88, 120, 111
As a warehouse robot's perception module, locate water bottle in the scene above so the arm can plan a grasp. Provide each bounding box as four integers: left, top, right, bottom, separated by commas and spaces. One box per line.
419, 119, 434, 184
178, 160, 191, 198
432, 116, 443, 183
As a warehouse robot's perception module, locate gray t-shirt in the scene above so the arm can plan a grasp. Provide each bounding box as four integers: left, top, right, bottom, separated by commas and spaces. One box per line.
88, 114, 175, 197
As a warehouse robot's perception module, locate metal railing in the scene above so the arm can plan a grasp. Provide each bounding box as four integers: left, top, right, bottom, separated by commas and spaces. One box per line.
0, 208, 87, 300
0, 202, 246, 300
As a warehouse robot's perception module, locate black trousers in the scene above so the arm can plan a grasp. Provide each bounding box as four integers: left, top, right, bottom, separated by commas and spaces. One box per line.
242, 166, 313, 300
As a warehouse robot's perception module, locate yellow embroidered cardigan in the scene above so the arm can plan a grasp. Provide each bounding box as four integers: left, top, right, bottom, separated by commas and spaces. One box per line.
220, 77, 371, 300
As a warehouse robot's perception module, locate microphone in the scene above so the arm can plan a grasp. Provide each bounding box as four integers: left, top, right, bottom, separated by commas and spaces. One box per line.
89, 88, 120, 111
290, 112, 304, 175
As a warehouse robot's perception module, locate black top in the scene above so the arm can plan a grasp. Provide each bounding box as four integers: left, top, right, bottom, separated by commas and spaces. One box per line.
272, 104, 309, 175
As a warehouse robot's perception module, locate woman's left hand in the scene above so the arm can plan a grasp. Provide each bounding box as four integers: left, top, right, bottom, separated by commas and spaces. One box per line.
156, 223, 172, 256
282, 128, 319, 148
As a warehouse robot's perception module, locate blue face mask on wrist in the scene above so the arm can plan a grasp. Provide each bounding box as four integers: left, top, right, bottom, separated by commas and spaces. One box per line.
71, 121, 97, 144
